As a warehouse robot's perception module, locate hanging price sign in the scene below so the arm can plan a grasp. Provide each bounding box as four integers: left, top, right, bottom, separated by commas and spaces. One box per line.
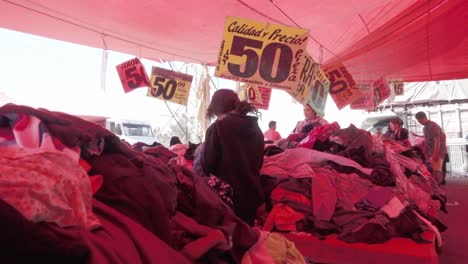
215, 16, 309, 91
392, 80, 404, 96
373, 77, 391, 107
250, 85, 272, 110
351, 82, 375, 110
323, 63, 361, 109
238, 84, 272, 110
289, 53, 330, 116
116, 57, 149, 93
147, 66, 193, 106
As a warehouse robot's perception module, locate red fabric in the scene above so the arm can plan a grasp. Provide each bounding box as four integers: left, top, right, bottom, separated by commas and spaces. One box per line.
89, 175, 103, 195
0, 0, 466, 82
262, 204, 305, 232
297, 122, 340, 149
270, 187, 311, 206
262, 187, 310, 232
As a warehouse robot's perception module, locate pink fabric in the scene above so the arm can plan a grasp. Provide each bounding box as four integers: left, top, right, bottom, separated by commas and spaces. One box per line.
261, 148, 373, 177
1, 0, 466, 82
263, 129, 281, 141
297, 122, 340, 149
0, 114, 80, 162
0, 151, 100, 229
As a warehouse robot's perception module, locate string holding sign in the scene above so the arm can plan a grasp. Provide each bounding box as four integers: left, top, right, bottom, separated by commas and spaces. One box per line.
116, 57, 150, 93
147, 66, 193, 106
215, 16, 309, 91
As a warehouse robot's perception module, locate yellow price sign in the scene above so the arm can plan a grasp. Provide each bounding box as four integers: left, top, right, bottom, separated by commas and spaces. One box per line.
215, 16, 309, 91
147, 66, 193, 106
306, 66, 330, 117
289, 53, 329, 116
392, 80, 404, 96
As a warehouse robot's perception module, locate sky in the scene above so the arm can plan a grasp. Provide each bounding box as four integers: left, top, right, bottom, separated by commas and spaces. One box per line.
0, 28, 366, 139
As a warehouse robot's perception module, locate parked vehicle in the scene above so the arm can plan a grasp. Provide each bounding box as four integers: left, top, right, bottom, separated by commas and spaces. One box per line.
106, 119, 158, 145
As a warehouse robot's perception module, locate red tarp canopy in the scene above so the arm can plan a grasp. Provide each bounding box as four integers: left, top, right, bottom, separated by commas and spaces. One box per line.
1, 0, 467, 82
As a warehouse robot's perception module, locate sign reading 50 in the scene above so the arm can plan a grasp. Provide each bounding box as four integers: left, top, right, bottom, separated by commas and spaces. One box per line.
324, 63, 361, 109
147, 66, 193, 106
216, 16, 309, 91
116, 58, 149, 93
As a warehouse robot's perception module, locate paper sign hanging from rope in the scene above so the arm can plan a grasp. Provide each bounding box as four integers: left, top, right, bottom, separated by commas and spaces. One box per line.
116, 57, 150, 93
323, 63, 361, 109
215, 16, 309, 91
392, 80, 404, 96
351, 82, 375, 110
147, 66, 193, 106
289, 53, 330, 116
372, 77, 391, 107
247, 85, 271, 110
238, 83, 272, 110
289, 54, 330, 116
306, 65, 330, 117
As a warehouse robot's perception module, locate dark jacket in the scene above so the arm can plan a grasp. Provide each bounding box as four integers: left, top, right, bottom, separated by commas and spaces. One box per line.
201, 113, 265, 225
393, 128, 409, 142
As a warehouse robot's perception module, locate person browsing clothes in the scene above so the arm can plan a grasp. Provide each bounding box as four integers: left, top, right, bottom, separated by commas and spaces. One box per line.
294, 104, 328, 134
389, 118, 410, 146
415, 111, 447, 184
201, 89, 265, 225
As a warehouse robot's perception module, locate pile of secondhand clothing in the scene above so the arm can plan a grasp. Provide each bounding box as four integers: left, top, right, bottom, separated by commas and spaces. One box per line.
259, 122, 447, 247
0, 104, 308, 264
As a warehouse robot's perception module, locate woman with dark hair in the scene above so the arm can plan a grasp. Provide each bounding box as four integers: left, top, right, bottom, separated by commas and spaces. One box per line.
389, 118, 410, 146
170, 136, 182, 146
201, 89, 264, 225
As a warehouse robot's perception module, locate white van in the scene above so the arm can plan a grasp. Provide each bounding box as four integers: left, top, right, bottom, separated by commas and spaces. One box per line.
106, 119, 158, 145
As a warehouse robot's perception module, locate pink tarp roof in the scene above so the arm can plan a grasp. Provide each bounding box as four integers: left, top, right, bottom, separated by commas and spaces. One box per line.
1, 0, 467, 82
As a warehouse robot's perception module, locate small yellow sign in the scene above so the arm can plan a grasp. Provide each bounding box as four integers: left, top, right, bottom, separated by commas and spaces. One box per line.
393, 80, 404, 96
147, 66, 193, 106
215, 16, 309, 91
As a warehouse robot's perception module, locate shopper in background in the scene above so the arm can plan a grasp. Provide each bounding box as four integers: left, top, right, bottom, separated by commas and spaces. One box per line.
389, 118, 410, 147
293, 104, 328, 134
264, 121, 282, 141
415, 111, 447, 184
